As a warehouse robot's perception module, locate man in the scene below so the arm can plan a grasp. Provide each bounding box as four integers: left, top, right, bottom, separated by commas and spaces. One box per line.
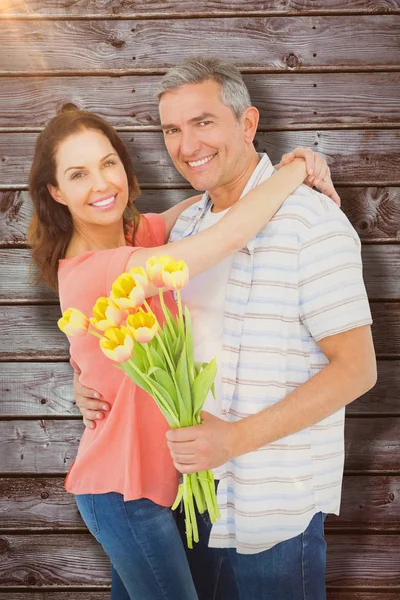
74, 58, 376, 599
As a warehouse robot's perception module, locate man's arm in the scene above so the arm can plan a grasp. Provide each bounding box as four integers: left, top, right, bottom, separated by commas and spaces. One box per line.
166, 325, 377, 473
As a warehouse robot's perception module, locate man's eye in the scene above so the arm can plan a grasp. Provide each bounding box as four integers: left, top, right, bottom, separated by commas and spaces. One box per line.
165, 129, 178, 135
198, 121, 212, 127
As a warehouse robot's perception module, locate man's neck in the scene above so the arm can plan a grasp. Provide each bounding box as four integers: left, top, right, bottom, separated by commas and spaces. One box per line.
209, 150, 260, 213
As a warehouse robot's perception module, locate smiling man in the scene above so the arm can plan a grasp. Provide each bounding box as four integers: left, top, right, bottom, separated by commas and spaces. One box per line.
157, 57, 376, 600
73, 58, 376, 600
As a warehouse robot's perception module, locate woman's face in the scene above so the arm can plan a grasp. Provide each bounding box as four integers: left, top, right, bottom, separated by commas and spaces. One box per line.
48, 128, 129, 229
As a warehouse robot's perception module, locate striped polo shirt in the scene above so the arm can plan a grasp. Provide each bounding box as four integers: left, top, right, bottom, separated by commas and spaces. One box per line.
169, 153, 372, 554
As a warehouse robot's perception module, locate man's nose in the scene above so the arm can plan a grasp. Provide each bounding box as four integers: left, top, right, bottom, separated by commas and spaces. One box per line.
180, 130, 201, 158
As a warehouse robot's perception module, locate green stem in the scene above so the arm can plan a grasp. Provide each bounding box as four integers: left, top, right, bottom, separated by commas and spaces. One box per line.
159, 288, 175, 338
144, 344, 154, 368
176, 290, 185, 341
155, 332, 175, 374
88, 329, 105, 340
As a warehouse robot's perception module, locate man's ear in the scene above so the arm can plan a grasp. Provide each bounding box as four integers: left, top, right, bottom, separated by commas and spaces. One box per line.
241, 106, 259, 145
47, 183, 67, 206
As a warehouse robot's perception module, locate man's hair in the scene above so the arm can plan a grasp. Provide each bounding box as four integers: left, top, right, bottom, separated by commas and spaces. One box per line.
157, 56, 252, 120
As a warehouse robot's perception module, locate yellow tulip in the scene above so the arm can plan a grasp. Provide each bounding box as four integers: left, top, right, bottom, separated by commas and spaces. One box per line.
90, 297, 127, 332
58, 308, 89, 337
161, 259, 189, 290
110, 273, 146, 310
99, 326, 133, 363
146, 255, 174, 288
128, 266, 148, 288
126, 311, 159, 343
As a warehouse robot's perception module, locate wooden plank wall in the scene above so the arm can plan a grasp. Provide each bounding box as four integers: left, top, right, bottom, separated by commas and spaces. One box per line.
0, 1, 399, 597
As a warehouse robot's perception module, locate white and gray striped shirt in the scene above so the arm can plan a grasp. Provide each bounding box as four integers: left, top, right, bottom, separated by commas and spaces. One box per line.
170, 154, 372, 554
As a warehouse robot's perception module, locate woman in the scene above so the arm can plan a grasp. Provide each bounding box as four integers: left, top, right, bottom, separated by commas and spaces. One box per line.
28, 109, 332, 600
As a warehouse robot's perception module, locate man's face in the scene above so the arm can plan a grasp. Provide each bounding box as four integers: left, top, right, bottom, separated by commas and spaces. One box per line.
159, 80, 249, 192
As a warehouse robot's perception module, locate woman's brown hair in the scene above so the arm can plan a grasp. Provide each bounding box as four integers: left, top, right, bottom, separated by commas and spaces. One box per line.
28, 109, 141, 291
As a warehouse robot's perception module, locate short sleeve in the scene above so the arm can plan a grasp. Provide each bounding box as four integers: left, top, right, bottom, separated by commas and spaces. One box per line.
298, 214, 372, 341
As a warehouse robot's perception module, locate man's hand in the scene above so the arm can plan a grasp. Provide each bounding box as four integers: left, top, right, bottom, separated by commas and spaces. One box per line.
165, 411, 239, 474
276, 147, 341, 206
73, 371, 110, 429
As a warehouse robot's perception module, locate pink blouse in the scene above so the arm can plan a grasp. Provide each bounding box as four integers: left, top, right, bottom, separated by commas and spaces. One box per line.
58, 214, 179, 505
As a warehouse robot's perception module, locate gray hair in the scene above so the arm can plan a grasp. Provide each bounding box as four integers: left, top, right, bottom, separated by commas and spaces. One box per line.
156, 57, 252, 120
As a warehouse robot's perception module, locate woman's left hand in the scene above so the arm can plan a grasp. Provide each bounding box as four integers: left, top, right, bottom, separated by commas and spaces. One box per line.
276, 147, 341, 206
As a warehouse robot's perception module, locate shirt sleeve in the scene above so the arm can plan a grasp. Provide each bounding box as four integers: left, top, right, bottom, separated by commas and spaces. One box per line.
298, 213, 372, 341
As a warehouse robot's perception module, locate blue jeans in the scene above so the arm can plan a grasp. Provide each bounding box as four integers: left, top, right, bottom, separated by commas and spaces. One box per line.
177, 509, 327, 600
75, 492, 198, 600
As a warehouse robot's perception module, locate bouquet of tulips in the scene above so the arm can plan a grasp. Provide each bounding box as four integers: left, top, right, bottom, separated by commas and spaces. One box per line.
58, 255, 220, 548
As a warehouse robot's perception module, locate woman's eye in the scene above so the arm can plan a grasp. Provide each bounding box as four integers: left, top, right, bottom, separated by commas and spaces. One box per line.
103, 160, 116, 168
71, 172, 84, 180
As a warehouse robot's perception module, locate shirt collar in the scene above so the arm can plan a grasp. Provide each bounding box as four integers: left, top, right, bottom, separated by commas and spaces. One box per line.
195, 153, 275, 252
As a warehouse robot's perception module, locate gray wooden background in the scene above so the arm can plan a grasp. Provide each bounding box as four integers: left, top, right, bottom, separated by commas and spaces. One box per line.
0, 1, 399, 598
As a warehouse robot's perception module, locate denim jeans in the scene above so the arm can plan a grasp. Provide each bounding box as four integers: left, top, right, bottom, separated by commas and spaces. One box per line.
75, 492, 198, 600
176, 509, 327, 600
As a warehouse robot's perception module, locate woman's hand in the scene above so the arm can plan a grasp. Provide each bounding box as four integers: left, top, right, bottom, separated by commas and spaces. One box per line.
73, 371, 110, 429
276, 147, 341, 206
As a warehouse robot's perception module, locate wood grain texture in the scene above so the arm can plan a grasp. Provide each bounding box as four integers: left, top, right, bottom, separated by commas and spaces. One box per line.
2, 595, 110, 600
370, 303, 400, 356
1, 73, 399, 129
346, 361, 400, 416
0, 591, 396, 598
2, 188, 400, 247
1, 130, 399, 186
2, 0, 400, 18
0, 303, 397, 359
0, 360, 398, 417
1, 244, 400, 301
0, 306, 68, 360
0, 363, 77, 416
0, 532, 398, 587
0, 17, 399, 74
0, 475, 398, 531
0, 418, 397, 474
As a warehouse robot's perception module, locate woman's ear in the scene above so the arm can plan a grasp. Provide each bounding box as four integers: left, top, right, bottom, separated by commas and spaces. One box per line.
47, 183, 67, 205
241, 106, 260, 145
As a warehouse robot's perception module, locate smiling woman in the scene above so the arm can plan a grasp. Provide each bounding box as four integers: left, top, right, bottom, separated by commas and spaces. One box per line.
25, 105, 316, 600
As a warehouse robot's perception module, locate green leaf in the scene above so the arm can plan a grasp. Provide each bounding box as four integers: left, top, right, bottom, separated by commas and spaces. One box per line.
148, 367, 179, 413
175, 342, 191, 426
184, 305, 195, 384
164, 303, 179, 337
192, 357, 217, 419
149, 345, 165, 370
121, 361, 152, 395
132, 340, 149, 372
143, 374, 179, 424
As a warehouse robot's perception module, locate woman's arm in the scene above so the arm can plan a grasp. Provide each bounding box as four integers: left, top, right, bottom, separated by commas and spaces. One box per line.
161, 194, 202, 240
127, 158, 306, 295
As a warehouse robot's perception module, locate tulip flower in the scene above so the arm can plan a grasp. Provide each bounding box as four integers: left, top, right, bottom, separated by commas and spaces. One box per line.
128, 266, 148, 288
58, 308, 89, 337
161, 260, 189, 291
146, 255, 174, 288
126, 311, 159, 343
90, 297, 127, 332
110, 273, 146, 310
99, 326, 133, 363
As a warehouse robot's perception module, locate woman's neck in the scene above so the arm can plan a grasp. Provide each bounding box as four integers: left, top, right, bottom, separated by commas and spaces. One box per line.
65, 221, 127, 258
